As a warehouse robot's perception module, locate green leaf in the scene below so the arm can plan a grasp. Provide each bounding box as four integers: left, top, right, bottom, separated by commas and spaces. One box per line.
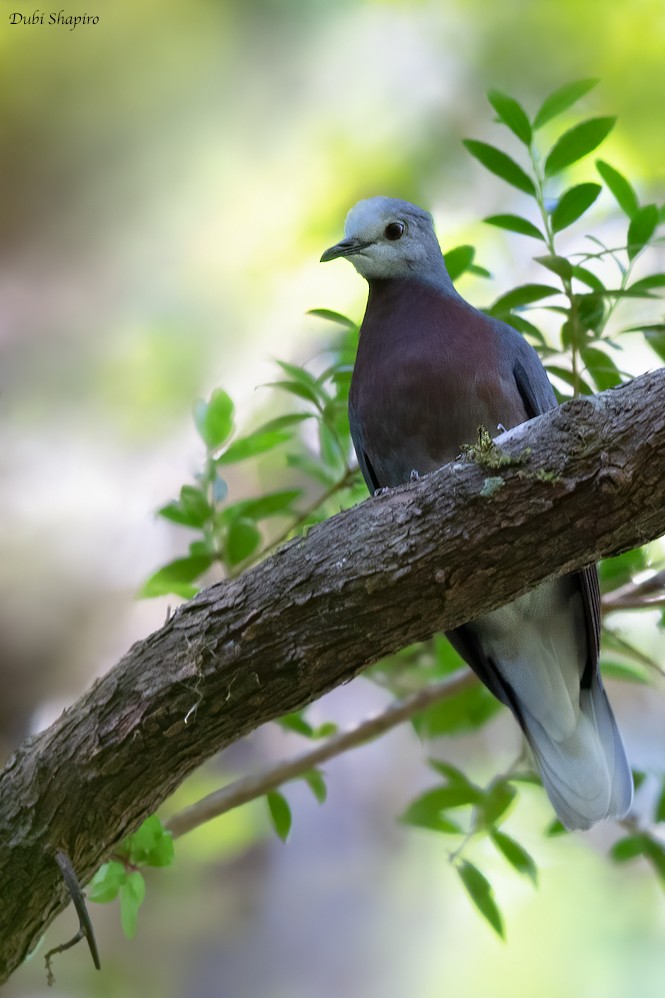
398, 799, 463, 835
267, 790, 292, 842
636, 304, 665, 338
312, 721, 338, 738
277, 710, 314, 737
580, 346, 623, 390
274, 360, 330, 406
328, 368, 354, 398
534, 255, 573, 280
400, 783, 481, 833
124, 815, 160, 861
462, 140, 536, 195
480, 781, 517, 826
551, 183, 602, 232
412, 685, 501, 737
601, 660, 650, 685
189, 539, 212, 558
544, 118, 616, 177
559, 320, 577, 352
119, 871, 145, 939
457, 861, 505, 938
444, 245, 475, 281
217, 429, 292, 464
627, 204, 659, 260
509, 771, 541, 785
545, 819, 568, 836
642, 328, 665, 362
226, 517, 261, 566
628, 274, 665, 294
269, 379, 323, 408
146, 832, 175, 867
318, 419, 343, 470
484, 214, 545, 240
176, 485, 212, 525
220, 490, 302, 523
88, 861, 127, 903
307, 308, 358, 330
544, 365, 595, 397
468, 264, 492, 279
656, 782, 665, 823
487, 89, 532, 144
402, 784, 483, 820
643, 838, 665, 883
194, 389, 235, 451
533, 78, 599, 130
255, 413, 313, 433
431, 633, 466, 674
599, 548, 648, 590
321, 362, 354, 384
122, 816, 175, 868
601, 287, 658, 300
286, 452, 337, 486
427, 760, 479, 789
140, 554, 213, 598
571, 265, 605, 292
576, 293, 606, 333
490, 830, 538, 884
303, 769, 327, 804
609, 834, 647, 863
596, 160, 639, 218
158, 485, 212, 529
490, 284, 560, 313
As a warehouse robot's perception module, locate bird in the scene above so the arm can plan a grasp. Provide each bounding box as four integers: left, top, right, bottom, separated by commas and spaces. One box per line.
321, 195, 633, 830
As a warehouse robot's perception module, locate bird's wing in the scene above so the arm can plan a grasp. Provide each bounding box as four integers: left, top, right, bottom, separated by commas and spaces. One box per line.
513, 357, 556, 418
450, 326, 602, 680
445, 626, 516, 710
508, 330, 602, 679
497, 320, 558, 418
349, 398, 380, 492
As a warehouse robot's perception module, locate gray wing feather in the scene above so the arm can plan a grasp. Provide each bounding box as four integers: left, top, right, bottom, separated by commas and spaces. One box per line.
349, 398, 380, 492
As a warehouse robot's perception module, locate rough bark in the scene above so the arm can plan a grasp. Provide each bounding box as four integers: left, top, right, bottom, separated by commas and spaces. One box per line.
1, 369, 665, 981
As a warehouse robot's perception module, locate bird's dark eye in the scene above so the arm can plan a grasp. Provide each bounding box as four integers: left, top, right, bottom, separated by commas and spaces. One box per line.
384, 221, 405, 241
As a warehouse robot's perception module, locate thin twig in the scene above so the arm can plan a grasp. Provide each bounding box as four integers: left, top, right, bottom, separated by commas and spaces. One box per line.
265, 466, 359, 553
44, 851, 101, 986
230, 466, 359, 579
602, 569, 665, 612
165, 668, 477, 838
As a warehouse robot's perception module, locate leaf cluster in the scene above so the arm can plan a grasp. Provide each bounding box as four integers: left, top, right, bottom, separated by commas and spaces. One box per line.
400, 759, 536, 938
464, 80, 664, 398
88, 816, 174, 938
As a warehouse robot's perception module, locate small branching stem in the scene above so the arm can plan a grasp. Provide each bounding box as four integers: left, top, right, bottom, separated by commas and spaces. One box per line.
165, 668, 477, 838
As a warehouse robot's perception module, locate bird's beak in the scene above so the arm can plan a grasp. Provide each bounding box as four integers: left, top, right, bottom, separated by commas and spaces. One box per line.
320, 237, 371, 262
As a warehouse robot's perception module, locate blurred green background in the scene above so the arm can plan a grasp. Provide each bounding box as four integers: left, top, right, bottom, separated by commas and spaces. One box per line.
2, 0, 665, 995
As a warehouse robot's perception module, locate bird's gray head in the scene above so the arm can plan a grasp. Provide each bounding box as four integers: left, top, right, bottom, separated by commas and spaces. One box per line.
321, 196, 451, 287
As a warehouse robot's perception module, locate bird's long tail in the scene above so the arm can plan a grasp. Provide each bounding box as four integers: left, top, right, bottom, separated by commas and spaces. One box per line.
471, 578, 633, 830
519, 677, 633, 830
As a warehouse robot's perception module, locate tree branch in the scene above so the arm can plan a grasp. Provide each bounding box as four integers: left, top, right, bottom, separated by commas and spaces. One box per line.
602, 569, 665, 611
167, 561, 665, 840
1, 369, 665, 982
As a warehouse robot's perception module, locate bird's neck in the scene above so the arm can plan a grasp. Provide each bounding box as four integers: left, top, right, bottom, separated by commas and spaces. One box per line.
364, 274, 460, 320
366, 269, 457, 301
